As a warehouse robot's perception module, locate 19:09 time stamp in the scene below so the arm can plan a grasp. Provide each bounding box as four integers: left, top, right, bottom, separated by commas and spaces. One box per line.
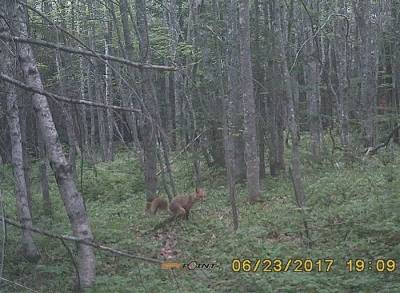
231, 259, 398, 273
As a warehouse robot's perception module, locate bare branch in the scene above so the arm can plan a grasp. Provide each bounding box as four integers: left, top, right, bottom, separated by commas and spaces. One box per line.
0, 34, 176, 71
0, 74, 141, 113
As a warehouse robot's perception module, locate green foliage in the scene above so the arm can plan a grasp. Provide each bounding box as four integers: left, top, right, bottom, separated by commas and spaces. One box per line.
149, 26, 171, 60
2, 146, 400, 292
79, 153, 145, 202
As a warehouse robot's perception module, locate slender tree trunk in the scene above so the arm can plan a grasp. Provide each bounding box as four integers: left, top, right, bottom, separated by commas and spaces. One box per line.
226, 2, 246, 181
7, 83, 41, 262
267, 0, 286, 176
168, 0, 179, 150
159, 135, 176, 199
55, 0, 79, 171
303, 2, 322, 161
392, 0, 400, 144
119, 0, 144, 162
224, 0, 240, 230
37, 123, 52, 217
1, 24, 40, 261
104, 18, 114, 161
87, 26, 96, 156
185, 0, 205, 187
55, 47, 78, 171
88, 1, 107, 162
135, 0, 158, 200
253, 0, 266, 179
12, 0, 96, 287
334, 0, 350, 145
305, 53, 322, 161
222, 76, 239, 231
276, 1, 306, 207
94, 61, 107, 162
354, 0, 377, 146
78, 43, 89, 154
19, 103, 33, 212
104, 3, 114, 161
238, 0, 262, 202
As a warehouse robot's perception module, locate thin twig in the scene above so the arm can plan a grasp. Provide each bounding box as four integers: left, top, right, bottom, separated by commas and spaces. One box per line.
289, 13, 349, 74
59, 239, 81, 291
156, 129, 206, 176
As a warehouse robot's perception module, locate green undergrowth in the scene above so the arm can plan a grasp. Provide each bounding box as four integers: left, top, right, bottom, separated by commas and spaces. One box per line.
1, 145, 400, 292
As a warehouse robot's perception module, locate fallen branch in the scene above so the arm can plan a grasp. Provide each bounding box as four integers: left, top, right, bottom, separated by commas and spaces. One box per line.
0, 74, 141, 113
365, 124, 400, 155
0, 34, 176, 71
1, 217, 162, 265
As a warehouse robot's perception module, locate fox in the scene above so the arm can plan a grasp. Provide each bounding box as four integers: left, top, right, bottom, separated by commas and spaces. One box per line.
148, 187, 206, 219
148, 196, 168, 214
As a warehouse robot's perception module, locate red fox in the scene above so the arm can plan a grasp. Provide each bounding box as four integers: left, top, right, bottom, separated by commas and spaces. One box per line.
148, 188, 206, 219
148, 196, 168, 214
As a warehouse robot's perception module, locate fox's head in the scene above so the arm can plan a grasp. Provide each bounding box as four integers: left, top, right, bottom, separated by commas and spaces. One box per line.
195, 187, 206, 201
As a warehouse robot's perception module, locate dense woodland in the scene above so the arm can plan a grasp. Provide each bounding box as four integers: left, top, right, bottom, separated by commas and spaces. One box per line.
0, 0, 400, 291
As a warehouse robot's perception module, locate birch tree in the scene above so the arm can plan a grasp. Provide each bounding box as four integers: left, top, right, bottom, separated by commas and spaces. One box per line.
0, 19, 40, 262
7, 0, 96, 287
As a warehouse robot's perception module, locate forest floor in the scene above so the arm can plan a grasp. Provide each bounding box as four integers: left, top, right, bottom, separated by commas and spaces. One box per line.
1, 141, 400, 292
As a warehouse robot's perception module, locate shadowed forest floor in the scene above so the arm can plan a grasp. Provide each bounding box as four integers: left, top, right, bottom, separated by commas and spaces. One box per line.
1, 140, 400, 292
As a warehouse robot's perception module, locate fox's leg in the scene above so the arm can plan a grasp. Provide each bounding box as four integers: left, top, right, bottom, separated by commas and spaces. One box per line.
184, 209, 190, 220
175, 207, 186, 219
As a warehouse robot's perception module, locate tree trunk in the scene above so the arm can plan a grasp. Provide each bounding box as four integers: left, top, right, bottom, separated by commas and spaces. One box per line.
119, 0, 145, 162
135, 0, 158, 200
168, 0, 179, 150
104, 18, 114, 161
276, 1, 306, 207
303, 2, 322, 161
94, 60, 107, 162
37, 123, 52, 217
238, 0, 262, 201
78, 45, 89, 154
267, 0, 286, 176
354, 0, 377, 146
253, 0, 266, 179
305, 53, 322, 161
55, 46, 78, 171
87, 28, 97, 156
392, 0, 400, 144
222, 74, 239, 231
1, 24, 40, 261
19, 102, 33, 212
334, 0, 350, 145
12, 0, 96, 287
225, 1, 246, 181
